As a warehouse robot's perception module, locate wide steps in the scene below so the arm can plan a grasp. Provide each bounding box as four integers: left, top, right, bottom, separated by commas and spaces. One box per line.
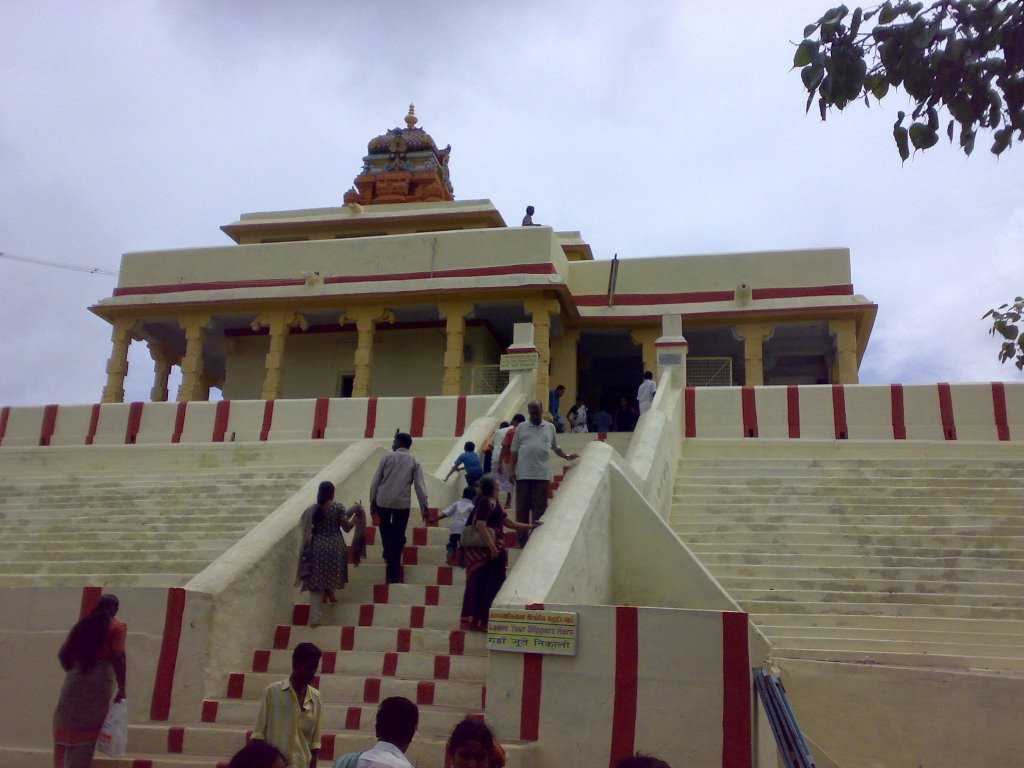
254, 649, 487, 681
279, 625, 484, 656
741, 599, 1024, 620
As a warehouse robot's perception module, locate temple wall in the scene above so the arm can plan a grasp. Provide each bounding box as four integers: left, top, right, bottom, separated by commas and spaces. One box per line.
222, 325, 499, 400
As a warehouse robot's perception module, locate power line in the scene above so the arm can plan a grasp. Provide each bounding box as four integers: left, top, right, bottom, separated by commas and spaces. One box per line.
0, 250, 118, 277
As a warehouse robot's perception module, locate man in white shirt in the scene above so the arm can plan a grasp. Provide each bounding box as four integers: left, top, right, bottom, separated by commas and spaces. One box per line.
637, 370, 657, 416
334, 696, 419, 768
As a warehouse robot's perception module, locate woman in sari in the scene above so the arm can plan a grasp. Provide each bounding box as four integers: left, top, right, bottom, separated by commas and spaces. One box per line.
459, 474, 539, 631
53, 593, 126, 768
296, 480, 365, 627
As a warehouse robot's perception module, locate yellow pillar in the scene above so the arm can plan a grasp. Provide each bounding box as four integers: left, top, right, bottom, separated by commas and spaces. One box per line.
177, 314, 211, 402
439, 301, 474, 396
735, 323, 774, 386
252, 311, 308, 400
341, 307, 395, 397
524, 297, 561, 407
101, 320, 136, 404
147, 341, 177, 402
550, 329, 580, 407
829, 318, 860, 384
630, 328, 659, 376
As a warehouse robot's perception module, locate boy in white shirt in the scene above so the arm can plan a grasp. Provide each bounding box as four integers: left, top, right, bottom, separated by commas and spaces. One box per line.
439, 486, 476, 563
637, 370, 657, 415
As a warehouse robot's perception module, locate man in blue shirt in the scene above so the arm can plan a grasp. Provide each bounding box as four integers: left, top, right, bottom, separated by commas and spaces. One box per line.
444, 441, 483, 488
549, 384, 567, 433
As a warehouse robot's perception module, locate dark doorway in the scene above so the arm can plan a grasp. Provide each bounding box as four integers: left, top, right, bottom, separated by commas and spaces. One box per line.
339, 374, 355, 398
578, 330, 644, 413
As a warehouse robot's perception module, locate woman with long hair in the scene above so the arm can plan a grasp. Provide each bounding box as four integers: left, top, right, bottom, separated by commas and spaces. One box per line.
459, 474, 538, 632
52, 593, 127, 767
444, 717, 507, 768
296, 480, 365, 627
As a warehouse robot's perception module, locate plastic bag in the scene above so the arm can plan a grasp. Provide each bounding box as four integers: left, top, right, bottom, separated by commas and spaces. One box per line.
96, 699, 127, 757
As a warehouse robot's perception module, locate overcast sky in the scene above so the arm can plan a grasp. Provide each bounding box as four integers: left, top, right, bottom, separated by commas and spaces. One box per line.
1, 1, 1021, 406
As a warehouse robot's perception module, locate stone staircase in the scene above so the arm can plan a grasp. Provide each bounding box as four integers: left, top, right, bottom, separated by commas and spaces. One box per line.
95, 524, 534, 768
670, 441, 1024, 672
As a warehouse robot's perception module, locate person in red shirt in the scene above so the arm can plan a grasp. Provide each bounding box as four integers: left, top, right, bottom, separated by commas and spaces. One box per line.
53, 593, 127, 767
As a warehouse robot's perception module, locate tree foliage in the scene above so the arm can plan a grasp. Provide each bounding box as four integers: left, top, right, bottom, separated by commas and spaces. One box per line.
983, 297, 1024, 368
795, 1, 1024, 160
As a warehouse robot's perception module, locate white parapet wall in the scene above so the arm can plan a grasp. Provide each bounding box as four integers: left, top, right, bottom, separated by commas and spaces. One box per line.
624, 367, 683, 520
0, 394, 498, 449
683, 381, 1024, 442
487, 438, 772, 768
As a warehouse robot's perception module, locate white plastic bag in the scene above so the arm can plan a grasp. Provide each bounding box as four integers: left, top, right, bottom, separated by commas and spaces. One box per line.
96, 699, 127, 757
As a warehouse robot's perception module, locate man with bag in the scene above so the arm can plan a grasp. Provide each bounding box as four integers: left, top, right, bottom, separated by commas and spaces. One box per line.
510, 400, 578, 545
370, 432, 429, 584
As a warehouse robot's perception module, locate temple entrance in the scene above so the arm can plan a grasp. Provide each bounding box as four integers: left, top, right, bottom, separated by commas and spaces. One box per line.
577, 330, 644, 413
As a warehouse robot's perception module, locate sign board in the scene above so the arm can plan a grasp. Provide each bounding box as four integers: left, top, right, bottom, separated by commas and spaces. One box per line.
657, 352, 683, 366
486, 609, 578, 656
499, 352, 539, 372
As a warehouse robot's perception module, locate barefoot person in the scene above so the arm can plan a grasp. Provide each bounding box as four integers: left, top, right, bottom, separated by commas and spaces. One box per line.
252, 642, 323, 768
370, 432, 429, 584
459, 475, 538, 631
510, 400, 578, 545
297, 481, 364, 627
53, 594, 127, 768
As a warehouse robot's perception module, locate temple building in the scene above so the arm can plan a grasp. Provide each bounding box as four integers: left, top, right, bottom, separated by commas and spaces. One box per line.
91, 105, 877, 408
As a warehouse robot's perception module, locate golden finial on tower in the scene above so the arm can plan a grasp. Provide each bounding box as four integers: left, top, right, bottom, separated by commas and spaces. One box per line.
405, 103, 417, 128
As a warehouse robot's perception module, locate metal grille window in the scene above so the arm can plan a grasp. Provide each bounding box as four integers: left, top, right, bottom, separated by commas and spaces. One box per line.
686, 356, 733, 387
470, 365, 510, 394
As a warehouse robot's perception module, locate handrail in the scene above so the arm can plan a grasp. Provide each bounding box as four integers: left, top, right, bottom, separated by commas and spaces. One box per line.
754, 668, 817, 768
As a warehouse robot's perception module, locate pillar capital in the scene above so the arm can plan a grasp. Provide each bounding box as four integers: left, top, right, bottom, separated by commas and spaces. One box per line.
732, 322, 775, 343
252, 310, 309, 334
340, 307, 396, 330
523, 297, 561, 318
438, 301, 474, 321
734, 322, 774, 386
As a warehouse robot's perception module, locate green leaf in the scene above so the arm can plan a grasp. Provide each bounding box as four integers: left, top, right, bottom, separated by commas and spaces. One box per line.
909, 122, 938, 149
804, 22, 820, 38
850, 7, 863, 36
960, 126, 976, 156
992, 127, 1012, 157
893, 124, 910, 162
806, 88, 816, 114
927, 107, 938, 131
907, 1, 924, 18
870, 77, 890, 100
878, 1, 897, 24
947, 120, 955, 142
802, 63, 825, 90
820, 96, 828, 120
794, 40, 818, 68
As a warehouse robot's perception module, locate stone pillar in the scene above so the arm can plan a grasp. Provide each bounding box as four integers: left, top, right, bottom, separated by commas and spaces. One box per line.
550, 329, 580, 407
829, 318, 859, 384
341, 307, 395, 397
101, 319, 137, 404
177, 314, 212, 402
630, 328, 659, 376
523, 297, 560, 407
252, 310, 308, 400
655, 314, 688, 386
734, 323, 774, 386
439, 301, 474, 396
147, 342, 178, 402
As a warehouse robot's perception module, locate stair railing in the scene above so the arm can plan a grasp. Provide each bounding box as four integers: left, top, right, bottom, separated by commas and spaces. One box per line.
754, 667, 817, 768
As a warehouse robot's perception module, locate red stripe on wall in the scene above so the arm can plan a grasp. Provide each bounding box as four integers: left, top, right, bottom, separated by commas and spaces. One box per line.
200, 700, 218, 723
312, 397, 329, 439
410, 396, 426, 438
449, 630, 465, 656
0, 406, 9, 446
685, 387, 696, 438
890, 384, 906, 439
992, 382, 1011, 441
212, 400, 231, 442
454, 395, 467, 437
150, 587, 187, 721
410, 605, 426, 629
364, 397, 378, 438
721, 612, 752, 768
434, 655, 451, 680
171, 402, 187, 443
257, 400, 274, 441
273, 625, 291, 650
938, 383, 957, 440
125, 402, 144, 444
341, 626, 355, 651
252, 650, 270, 673
79, 586, 103, 618
84, 404, 101, 445
382, 652, 399, 677
831, 384, 848, 439
608, 606, 640, 768
786, 386, 800, 438
740, 387, 758, 438
321, 651, 337, 674
573, 283, 854, 306
39, 404, 58, 446
167, 727, 185, 753
520, 654, 543, 742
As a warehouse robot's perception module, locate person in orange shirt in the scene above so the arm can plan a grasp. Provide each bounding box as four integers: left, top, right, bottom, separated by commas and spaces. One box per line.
53, 593, 127, 768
